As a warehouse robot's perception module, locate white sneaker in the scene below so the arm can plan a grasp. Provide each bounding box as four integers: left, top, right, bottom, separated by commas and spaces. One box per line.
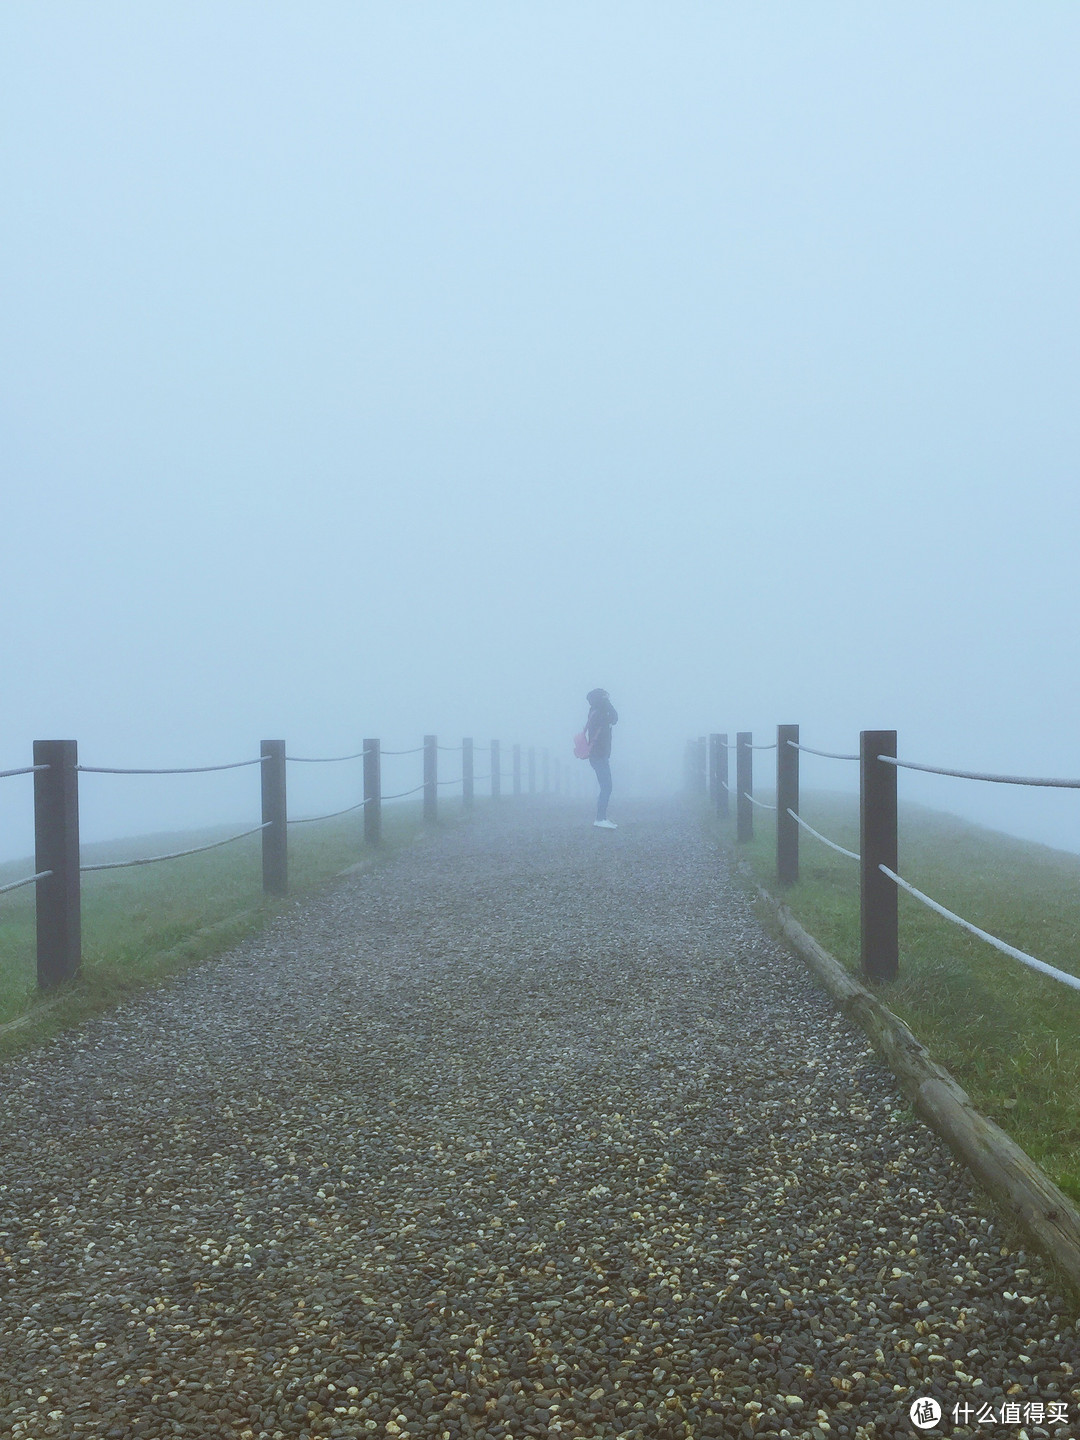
593, 819, 617, 829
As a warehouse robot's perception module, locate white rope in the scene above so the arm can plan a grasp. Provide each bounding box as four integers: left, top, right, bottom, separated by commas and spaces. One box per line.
743, 793, 777, 811
787, 809, 860, 861
879, 865, 1080, 995
288, 797, 371, 824
81, 823, 271, 872
749, 743, 777, 751
0, 869, 52, 896
0, 765, 50, 780
78, 757, 268, 775
788, 741, 858, 762
286, 749, 371, 764
879, 756, 1080, 789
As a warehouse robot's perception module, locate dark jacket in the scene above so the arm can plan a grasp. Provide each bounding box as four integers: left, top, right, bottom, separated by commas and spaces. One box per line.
585, 694, 618, 760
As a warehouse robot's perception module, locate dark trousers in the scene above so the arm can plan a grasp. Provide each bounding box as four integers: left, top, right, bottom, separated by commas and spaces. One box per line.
589, 755, 612, 820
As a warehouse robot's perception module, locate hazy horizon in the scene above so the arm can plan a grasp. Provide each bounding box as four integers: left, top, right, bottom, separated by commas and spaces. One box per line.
4, 3, 1079, 859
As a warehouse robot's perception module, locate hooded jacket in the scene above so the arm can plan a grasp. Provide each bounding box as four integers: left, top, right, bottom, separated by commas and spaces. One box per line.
585, 690, 618, 760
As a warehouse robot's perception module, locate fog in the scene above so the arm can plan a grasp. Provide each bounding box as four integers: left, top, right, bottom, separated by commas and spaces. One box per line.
3, 3, 1079, 859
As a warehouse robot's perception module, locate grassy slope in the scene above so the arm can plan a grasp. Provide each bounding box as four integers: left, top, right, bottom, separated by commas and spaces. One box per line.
0, 800, 469, 1062
711, 791, 1080, 1203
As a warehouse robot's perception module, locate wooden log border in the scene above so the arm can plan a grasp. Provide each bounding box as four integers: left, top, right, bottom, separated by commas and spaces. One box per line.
730, 853, 1080, 1299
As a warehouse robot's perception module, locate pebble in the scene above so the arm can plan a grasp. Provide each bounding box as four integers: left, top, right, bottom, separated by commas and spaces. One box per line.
0, 800, 1076, 1438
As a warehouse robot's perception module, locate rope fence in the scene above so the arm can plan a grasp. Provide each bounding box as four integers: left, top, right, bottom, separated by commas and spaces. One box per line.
699, 720, 1080, 991
787, 809, 860, 862
77, 757, 269, 775
2, 733, 553, 994
0, 870, 52, 897
879, 755, 1080, 789
81, 824, 272, 873
787, 742, 858, 762
879, 865, 1080, 995
285, 749, 371, 764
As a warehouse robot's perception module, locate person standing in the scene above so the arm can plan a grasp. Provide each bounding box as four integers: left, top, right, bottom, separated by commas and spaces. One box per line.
585, 688, 618, 829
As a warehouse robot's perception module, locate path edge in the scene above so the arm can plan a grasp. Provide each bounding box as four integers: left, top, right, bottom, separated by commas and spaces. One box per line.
728, 851, 1080, 1301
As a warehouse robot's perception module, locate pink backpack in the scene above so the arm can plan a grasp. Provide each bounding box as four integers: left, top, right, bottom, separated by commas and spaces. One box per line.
573, 723, 592, 759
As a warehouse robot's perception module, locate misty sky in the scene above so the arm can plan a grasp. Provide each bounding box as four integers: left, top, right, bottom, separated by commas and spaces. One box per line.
3, 3, 1079, 853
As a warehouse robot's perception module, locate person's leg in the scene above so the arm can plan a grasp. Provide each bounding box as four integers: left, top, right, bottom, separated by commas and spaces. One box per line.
595, 757, 612, 820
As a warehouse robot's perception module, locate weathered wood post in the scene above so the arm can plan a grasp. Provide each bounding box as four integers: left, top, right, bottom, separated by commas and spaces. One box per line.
696, 736, 707, 795
423, 735, 438, 822
736, 732, 753, 843
717, 733, 730, 818
861, 729, 898, 982
776, 724, 799, 885
33, 739, 81, 989
491, 740, 501, 799
513, 744, 521, 796
708, 734, 721, 815
364, 738, 381, 845
542, 749, 550, 794
261, 739, 287, 895
462, 738, 474, 811
528, 746, 536, 794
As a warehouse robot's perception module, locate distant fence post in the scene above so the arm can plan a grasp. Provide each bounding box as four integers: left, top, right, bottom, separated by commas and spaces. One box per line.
860, 729, 898, 982
776, 724, 799, 884
513, 743, 521, 796
424, 735, 438, 822
717, 733, 730, 818
736, 732, 753, 843
491, 740, 501, 799
462, 738, 474, 810
696, 736, 707, 795
364, 738, 382, 845
33, 739, 81, 990
261, 739, 287, 895
542, 749, 550, 794
708, 734, 721, 815
528, 746, 536, 795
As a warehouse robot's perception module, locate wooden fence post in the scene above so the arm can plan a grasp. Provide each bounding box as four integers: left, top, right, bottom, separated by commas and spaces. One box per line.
696, 736, 707, 795
528, 746, 536, 794
462, 738, 474, 811
424, 735, 438, 822
33, 739, 81, 989
717, 733, 730, 818
861, 729, 898, 982
491, 740, 501, 799
513, 744, 521, 796
776, 724, 799, 885
542, 749, 550, 794
736, 732, 753, 843
261, 739, 287, 895
709, 734, 721, 815
364, 738, 381, 845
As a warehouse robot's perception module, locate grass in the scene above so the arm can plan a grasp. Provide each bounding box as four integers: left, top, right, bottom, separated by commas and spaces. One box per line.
0, 799, 477, 1064
710, 790, 1080, 1205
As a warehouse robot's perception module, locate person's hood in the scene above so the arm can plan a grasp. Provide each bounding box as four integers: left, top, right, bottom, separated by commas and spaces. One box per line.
586, 689, 608, 707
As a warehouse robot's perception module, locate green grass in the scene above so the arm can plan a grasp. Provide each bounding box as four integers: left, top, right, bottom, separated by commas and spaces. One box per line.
0, 799, 478, 1063
711, 791, 1080, 1204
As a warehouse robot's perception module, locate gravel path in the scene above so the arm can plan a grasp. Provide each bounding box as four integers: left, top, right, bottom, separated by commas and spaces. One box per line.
1, 801, 1076, 1440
